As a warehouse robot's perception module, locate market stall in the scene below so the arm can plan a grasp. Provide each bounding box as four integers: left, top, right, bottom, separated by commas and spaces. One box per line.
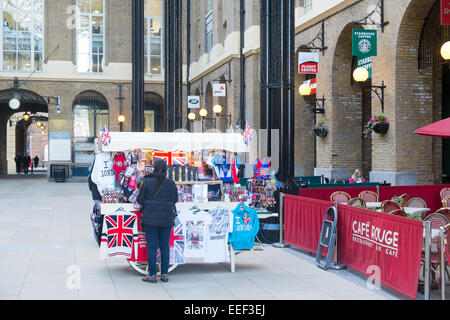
89, 131, 277, 276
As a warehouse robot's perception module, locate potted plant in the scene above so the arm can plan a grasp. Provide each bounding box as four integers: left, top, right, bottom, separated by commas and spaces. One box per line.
313, 121, 328, 138
363, 114, 389, 138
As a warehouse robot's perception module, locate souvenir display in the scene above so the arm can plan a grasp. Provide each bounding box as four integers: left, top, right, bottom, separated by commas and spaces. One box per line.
249, 179, 276, 209
224, 183, 249, 203
91, 131, 276, 276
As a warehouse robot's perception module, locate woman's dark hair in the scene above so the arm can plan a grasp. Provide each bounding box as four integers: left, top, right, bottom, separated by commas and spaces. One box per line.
153, 159, 167, 182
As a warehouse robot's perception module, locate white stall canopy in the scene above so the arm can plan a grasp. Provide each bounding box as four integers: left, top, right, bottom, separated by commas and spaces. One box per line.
99, 132, 250, 153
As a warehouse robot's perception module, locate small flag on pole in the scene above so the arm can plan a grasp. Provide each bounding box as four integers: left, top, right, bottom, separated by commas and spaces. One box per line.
99, 125, 111, 146
243, 122, 254, 145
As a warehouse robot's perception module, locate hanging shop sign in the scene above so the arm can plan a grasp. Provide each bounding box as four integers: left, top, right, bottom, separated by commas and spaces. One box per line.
303, 77, 317, 95
357, 56, 372, 79
441, 0, 450, 25
213, 83, 226, 97
352, 29, 377, 57
298, 52, 319, 74
188, 96, 200, 109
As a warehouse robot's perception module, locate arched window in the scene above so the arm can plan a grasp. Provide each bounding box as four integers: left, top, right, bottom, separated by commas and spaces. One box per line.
144, 92, 163, 132
73, 90, 108, 142
1, 0, 44, 71
73, 90, 108, 163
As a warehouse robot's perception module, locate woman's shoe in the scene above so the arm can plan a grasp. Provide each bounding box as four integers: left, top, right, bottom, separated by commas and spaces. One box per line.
160, 274, 169, 283
142, 275, 158, 283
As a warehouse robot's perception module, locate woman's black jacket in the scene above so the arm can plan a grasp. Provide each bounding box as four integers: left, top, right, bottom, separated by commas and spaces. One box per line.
136, 174, 178, 228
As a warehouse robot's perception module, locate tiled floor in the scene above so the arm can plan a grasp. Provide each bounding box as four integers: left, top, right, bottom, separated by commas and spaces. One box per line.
0, 177, 440, 300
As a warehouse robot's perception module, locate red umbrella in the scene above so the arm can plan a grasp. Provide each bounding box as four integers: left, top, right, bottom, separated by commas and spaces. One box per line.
414, 117, 450, 138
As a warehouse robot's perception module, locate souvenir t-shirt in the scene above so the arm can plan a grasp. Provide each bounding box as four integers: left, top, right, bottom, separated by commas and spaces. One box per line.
228, 202, 260, 250
178, 209, 212, 259
91, 152, 116, 196
113, 152, 128, 183
205, 207, 234, 263
100, 207, 138, 259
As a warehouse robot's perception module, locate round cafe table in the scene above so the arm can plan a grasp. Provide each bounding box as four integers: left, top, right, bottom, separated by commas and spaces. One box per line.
365, 202, 382, 209
403, 207, 431, 217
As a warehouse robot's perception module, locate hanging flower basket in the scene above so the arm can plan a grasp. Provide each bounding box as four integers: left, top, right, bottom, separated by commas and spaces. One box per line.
372, 122, 389, 134
363, 114, 389, 138
313, 122, 328, 138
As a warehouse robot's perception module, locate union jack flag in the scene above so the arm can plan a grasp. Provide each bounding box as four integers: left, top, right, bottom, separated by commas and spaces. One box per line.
172, 151, 187, 166
99, 125, 111, 146
243, 122, 254, 145
100, 208, 138, 259
154, 151, 172, 165
157, 217, 185, 264
253, 158, 270, 180
154, 151, 187, 166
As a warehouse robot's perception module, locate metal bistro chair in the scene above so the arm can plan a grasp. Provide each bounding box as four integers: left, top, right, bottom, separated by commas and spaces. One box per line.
330, 191, 351, 204
435, 208, 450, 221
440, 188, 450, 201
439, 223, 450, 300
358, 190, 378, 203
405, 197, 427, 208
347, 197, 366, 208
442, 195, 450, 208
381, 200, 402, 214
399, 193, 409, 207
422, 213, 450, 291
389, 209, 407, 217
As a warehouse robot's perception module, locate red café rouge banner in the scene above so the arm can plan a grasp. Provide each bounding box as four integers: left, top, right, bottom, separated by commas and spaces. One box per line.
337, 205, 423, 299
442, 0, 450, 25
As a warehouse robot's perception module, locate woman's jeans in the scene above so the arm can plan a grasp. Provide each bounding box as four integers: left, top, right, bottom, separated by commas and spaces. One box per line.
143, 225, 172, 277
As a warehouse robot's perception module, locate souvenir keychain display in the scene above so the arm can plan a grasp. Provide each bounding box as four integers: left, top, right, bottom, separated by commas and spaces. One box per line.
226, 184, 249, 202
249, 179, 276, 209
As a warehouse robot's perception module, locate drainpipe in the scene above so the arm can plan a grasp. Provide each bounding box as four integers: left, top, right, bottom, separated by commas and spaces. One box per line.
186, 0, 191, 130
240, 0, 246, 129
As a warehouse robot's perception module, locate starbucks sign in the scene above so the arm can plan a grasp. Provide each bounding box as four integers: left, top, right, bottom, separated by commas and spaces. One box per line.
352, 29, 377, 57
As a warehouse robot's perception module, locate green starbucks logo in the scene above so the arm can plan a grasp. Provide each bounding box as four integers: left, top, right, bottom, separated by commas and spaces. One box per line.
358, 39, 372, 54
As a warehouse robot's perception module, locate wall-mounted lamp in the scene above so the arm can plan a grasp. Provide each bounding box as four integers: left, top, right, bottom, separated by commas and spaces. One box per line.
199, 108, 208, 118
212, 104, 232, 128
213, 104, 223, 115
56, 96, 61, 114
118, 114, 125, 132
188, 112, 196, 121
299, 84, 312, 96
23, 113, 30, 121
353, 67, 387, 113
441, 41, 450, 60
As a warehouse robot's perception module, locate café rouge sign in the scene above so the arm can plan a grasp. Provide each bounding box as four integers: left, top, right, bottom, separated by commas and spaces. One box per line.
352, 220, 399, 258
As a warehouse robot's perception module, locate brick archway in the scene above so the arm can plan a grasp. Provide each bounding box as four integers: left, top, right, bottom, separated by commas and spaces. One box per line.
0, 88, 48, 175
392, 0, 438, 184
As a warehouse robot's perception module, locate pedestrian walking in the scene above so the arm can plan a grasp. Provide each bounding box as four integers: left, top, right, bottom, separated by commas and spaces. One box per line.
22, 154, 31, 174
136, 159, 178, 283
33, 155, 39, 169
14, 155, 22, 174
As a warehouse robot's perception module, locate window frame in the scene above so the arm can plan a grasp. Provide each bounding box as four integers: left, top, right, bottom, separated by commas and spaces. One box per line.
75, 0, 105, 74
304, 0, 312, 14
204, 10, 213, 59
144, 0, 163, 76
0, 0, 45, 72
73, 103, 109, 143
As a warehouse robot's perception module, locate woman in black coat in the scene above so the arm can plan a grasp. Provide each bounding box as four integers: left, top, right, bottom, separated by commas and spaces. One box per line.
136, 159, 178, 283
